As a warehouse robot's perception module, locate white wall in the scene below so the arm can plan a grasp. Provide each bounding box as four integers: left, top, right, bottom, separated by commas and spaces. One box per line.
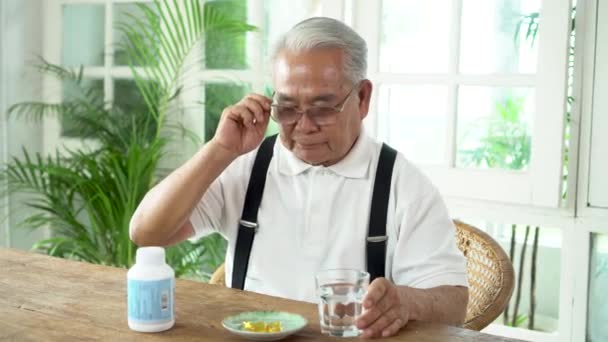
0, 1, 6, 247
0, 0, 47, 249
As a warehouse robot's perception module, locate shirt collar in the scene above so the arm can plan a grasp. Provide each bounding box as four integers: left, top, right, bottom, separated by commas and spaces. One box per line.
277, 133, 372, 179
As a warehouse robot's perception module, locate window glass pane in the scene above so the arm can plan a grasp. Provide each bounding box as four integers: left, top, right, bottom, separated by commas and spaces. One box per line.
203, 83, 251, 141
113, 79, 160, 143
61, 79, 105, 137
588, 233, 608, 341
113, 2, 156, 66
205, 0, 248, 69
460, 0, 540, 74
456, 86, 533, 170
380, 0, 451, 73
62, 5, 105, 67
457, 219, 561, 332
378, 85, 448, 165
114, 79, 152, 113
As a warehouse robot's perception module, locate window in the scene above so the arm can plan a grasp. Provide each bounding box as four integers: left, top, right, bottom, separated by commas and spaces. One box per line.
352, 0, 572, 207
43, 0, 345, 153
51, 1, 252, 149
588, 233, 608, 341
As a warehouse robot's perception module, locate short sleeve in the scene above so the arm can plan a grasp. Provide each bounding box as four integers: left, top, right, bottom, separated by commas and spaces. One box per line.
188, 176, 225, 241
187, 148, 257, 242
392, 188, 468, 289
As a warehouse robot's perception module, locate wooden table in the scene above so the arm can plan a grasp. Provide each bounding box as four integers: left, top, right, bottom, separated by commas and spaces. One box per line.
0, 248, 523, 341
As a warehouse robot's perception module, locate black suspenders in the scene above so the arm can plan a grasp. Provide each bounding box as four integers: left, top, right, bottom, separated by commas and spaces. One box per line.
231, 134, 397, 289
367, 144, 397, 281
231, 135, 277, 289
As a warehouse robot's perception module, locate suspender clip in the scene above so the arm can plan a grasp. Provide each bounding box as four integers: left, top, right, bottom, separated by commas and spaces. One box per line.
367, 235, 388, 243
239, 219, 258, 231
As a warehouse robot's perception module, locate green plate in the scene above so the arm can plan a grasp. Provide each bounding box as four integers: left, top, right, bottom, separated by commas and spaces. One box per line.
222, 311, 308, 341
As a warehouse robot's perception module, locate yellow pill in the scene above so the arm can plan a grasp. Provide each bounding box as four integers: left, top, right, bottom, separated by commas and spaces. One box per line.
242, 321, 253, 331
241, 321, 283, 333
266, 321, 282, 332
242, 321, 265, 332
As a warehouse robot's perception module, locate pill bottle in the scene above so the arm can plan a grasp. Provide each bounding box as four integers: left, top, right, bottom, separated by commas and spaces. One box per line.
127, 246, 175, 332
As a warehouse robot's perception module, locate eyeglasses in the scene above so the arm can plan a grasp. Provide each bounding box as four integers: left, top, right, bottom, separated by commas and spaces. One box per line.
269, 85, 358, 126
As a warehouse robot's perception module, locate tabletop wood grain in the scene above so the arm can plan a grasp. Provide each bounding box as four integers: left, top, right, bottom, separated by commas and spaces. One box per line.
0, 248, 524, 341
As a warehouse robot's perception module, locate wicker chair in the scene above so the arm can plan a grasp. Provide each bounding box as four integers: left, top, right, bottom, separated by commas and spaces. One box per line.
209, 263, 226, 286
209, 220, 514, 331
454, 220, 514, 330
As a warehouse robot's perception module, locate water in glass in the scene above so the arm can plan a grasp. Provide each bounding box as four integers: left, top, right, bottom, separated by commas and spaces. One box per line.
316, 270, 369, 337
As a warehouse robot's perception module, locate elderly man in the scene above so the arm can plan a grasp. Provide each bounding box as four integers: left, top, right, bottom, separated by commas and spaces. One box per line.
130, 17, 468, 338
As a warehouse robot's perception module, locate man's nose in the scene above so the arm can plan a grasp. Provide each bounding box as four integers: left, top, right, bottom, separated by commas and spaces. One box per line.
295, 111, 319, 132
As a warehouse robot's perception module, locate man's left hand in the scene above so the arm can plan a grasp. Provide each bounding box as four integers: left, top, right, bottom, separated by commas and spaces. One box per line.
355, 277, 408, 338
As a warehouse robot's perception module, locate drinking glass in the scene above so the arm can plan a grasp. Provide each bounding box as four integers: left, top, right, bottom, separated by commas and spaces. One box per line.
315, 269, 370, 337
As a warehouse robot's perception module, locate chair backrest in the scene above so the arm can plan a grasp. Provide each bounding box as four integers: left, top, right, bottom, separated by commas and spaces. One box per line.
209, 263, 226, 286
208, 220, 514, 331
454, 220, 515, 330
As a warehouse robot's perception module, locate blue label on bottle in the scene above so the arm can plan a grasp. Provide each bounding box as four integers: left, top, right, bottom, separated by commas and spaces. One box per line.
128, 278, 174, 323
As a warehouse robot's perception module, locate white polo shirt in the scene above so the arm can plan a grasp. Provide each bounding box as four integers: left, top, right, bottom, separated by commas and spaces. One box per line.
189, 133, 468, 303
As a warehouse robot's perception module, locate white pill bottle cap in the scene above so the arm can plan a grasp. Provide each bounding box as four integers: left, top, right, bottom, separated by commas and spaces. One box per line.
136, 246, 166, 266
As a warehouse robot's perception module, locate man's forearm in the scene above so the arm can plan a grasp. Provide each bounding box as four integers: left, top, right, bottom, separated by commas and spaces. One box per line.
397, 285, 468, 326
130, 141, 237, 246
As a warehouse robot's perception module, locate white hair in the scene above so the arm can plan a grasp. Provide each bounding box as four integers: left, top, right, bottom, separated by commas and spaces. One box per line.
271, 17, 368, 84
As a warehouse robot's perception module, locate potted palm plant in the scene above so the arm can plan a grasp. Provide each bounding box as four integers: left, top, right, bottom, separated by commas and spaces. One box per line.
1, 0, 255, 280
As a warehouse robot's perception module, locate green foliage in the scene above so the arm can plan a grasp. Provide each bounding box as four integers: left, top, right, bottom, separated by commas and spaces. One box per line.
204, 0, 248, 69
195, 0, 252, 142
514, 12, 539, 47
506, 314, 528, 328
458, 95, 531, 170
1, 0, 255, 280
204, 83, 250, 141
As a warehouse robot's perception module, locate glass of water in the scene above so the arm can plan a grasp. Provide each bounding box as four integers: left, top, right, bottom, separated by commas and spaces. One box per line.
315, 269, 370, 337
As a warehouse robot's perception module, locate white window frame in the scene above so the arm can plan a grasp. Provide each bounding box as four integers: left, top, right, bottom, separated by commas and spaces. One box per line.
576, 0, 608, 213
351, 0, 572, 208
571, 0, 608, 337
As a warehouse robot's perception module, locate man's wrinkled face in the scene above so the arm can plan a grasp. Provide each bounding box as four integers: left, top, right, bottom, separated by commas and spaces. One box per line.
272, 48, 372, 166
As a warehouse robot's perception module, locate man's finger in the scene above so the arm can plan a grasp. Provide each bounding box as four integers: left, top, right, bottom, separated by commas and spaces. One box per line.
361, 309, 399, 338
363, 278, 388, 309
356, 305, 382, 329
229, 105, 256, 127
246, 93, 272, 110
381, 317, 404, 338
241, 98, 267, 125
356, 295, 392, 329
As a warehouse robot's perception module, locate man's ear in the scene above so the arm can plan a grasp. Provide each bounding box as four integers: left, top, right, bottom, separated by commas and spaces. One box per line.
357, 80, 373, 120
